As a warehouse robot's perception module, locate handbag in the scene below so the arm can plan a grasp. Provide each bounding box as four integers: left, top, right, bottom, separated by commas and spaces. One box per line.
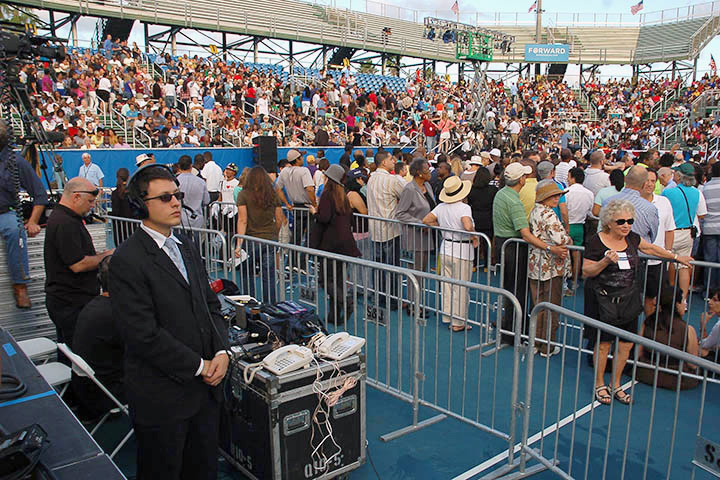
678, 187, 699, 239
595, 243, 644, 326
596, 285, 644, 326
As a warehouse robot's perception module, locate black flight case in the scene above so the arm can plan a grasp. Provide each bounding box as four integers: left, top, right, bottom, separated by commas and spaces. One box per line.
220, 354, 366, 479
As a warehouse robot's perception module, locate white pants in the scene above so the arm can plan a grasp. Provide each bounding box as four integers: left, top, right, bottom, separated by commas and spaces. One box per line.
440, 254, 472, 327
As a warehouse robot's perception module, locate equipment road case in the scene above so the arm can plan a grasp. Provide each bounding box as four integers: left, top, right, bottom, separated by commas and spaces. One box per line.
220, 354, 366, 479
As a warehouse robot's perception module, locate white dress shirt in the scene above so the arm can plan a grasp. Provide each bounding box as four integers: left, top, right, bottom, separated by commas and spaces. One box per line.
202, 160, 224, 193
367, 168, 406, 242
566, 182, 594, 225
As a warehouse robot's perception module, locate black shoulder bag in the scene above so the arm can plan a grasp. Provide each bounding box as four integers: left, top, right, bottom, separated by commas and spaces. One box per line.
595, 246, 644, 326
678, 187, 699, 239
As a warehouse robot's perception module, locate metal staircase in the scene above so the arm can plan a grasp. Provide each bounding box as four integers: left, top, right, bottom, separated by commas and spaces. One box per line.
573, 88, 598, 122
689, 15, 720, 59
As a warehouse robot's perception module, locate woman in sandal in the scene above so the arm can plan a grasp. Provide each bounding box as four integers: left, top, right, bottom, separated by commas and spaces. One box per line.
582, 199, 693, 405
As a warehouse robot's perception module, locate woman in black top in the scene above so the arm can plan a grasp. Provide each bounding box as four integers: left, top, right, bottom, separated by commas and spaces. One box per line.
313, 165, 360, 325
110, 168, 134, 246
583, 199, 692, 405
467, 166, 497, 266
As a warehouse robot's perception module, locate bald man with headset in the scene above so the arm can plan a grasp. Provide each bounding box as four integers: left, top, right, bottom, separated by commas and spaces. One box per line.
109, 164, 230, 480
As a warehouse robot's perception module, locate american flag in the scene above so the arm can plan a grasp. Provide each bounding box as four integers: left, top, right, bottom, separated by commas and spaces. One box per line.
451, 0, 459, 15
528, 1, 537, 13
631, 0, 644, 15
712, 54, 717, 75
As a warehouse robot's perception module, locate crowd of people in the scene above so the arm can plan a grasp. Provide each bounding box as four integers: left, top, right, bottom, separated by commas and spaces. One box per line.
98, 141, 720, 390
6, 53, 720, 473
17, 38, 720, 162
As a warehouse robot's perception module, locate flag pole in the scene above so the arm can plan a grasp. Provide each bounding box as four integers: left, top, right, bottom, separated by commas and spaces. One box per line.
535, 0, 542, 78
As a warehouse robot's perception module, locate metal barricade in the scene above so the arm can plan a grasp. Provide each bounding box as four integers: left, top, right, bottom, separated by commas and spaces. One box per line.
105, 215, 140, 249
497, 237, 720, 369
105, 216, 229, 279
282, 205, 313, 248
511, 302, 720, 480
230, 233, 430, 440
230, 234, 530, 476
205, 201, 238, 263
352, 212, 497, 351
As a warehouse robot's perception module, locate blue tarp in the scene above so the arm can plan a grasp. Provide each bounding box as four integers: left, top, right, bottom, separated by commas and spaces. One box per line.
50, 146, 410, 187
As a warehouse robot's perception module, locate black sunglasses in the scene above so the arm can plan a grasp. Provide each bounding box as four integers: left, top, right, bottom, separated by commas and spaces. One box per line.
144, 191, 185, 203
615, 218, 635, 225
75, 189, 100, 196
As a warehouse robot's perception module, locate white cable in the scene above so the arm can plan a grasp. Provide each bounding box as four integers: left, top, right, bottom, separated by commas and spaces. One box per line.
243, 361, 264, 384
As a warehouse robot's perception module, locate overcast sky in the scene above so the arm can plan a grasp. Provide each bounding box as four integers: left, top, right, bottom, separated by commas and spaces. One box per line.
31, 0, 720, 84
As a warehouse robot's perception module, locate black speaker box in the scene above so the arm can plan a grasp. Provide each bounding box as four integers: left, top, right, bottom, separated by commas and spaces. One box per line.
254, 136, 277, 174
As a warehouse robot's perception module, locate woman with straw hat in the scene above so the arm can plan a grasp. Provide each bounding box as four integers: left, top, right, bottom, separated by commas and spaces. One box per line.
423, 176, 478, 332
528, 179, 572, 357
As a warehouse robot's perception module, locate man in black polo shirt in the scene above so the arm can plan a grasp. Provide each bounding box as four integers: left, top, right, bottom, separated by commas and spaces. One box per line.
44, 177, 114, 351
0, 120, 48, 308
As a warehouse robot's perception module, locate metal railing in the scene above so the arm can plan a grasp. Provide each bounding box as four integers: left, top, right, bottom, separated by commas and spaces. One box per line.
105, 216, 230, 279
497, 237, 720, 379
229, 233, 530, 472
691, 88, 720, 121
650, 87, 679, 120
515, 302, 720, 480
357, 0, 720, 27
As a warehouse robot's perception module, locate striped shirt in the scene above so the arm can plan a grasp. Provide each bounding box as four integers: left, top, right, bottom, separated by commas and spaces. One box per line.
603, 187, 659, 243
702, 178, 720, 235
493, 186, 529, 239
367, 168, 405, 242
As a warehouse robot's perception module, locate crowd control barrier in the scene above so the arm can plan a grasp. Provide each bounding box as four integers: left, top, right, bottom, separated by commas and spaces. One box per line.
230, 234, 532, 473
105, 216, 229, 279
508, 303, 720, 480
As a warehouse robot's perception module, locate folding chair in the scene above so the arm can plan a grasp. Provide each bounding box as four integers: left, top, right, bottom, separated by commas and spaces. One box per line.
57, 343, 134, 459
17, 337, 57, 364
36, 362, 72, 396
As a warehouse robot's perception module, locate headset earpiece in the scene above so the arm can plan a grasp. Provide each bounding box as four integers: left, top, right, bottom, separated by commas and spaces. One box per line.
126, 163, 179, 220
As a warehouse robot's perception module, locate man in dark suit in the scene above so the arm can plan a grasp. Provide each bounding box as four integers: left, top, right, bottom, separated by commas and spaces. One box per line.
109, 165, 230, 480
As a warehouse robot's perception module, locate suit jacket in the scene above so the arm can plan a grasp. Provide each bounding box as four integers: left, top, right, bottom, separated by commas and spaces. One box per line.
109, 228, 229, 425
395, 180, 435, 252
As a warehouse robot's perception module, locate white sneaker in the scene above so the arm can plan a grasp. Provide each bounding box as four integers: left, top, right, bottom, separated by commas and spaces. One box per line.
540, 346, 561, 358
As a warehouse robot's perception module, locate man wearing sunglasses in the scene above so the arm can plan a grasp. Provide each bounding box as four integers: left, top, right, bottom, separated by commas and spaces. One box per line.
109, 165, 229, 480
44, 177, 115, 357
601, 165, 659, 244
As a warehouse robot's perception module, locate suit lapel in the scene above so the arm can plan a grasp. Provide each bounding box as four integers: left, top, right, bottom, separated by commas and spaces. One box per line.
177, 238, 202, 315
138, 229, 191, 291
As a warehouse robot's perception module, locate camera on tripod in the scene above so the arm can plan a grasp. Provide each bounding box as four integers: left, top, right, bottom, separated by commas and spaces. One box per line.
0, 26, 66, 62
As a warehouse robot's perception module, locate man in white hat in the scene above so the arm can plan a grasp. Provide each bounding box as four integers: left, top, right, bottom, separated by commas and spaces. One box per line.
135, 153, 155, 168
493, 162, 569, 345
479, 151, 491, 166
461, 156, 483, 182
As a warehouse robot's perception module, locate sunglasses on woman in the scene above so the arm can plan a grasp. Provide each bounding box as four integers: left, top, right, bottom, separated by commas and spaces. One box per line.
615, 218, 635, 225
144, 191, 185, 203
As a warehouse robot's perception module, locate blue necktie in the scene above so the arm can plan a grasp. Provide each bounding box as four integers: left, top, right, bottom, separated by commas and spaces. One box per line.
164, 237, 189, 283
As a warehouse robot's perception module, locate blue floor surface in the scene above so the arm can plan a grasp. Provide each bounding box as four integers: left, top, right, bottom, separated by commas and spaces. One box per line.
94, 248, 719, 479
